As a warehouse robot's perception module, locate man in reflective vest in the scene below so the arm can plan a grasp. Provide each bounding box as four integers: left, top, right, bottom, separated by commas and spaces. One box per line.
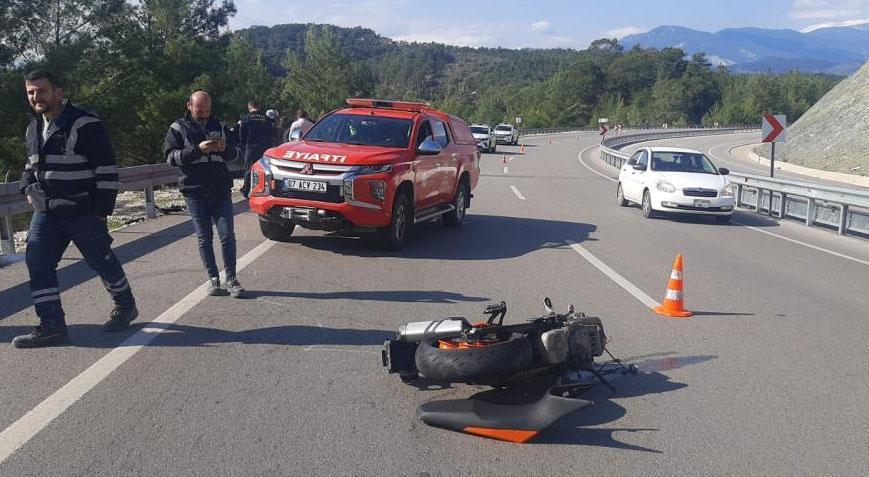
165, 91, 244, 298
14, 71, 138, 348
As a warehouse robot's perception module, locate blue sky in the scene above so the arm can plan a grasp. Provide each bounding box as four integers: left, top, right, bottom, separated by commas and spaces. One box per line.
229, 0, 869, 48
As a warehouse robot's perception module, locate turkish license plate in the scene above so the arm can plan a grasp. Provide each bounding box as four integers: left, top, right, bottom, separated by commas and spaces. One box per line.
693, 199, 710, 208
285, 178, 327, 193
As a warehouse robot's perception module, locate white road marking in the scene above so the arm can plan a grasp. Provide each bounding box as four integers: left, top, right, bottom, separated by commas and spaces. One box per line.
0, 239, 277, 464
577, 145, 617, 183
567, 241, 660, 309
732, 220, 869, 268
510, 185, 526, 200
579, 139, 869, 270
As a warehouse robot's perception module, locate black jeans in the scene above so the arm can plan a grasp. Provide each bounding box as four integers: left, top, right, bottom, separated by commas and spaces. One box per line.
26, 212, 135, 329
184, 194, 237, 282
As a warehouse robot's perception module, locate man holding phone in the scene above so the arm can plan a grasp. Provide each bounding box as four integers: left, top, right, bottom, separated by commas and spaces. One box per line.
164, 91, 244, 297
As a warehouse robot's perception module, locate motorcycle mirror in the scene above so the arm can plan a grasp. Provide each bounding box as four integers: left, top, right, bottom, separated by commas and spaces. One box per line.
544, 297, 554, 314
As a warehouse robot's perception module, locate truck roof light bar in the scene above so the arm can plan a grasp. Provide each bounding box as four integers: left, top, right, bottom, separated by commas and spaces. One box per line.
346, 98, 431, 112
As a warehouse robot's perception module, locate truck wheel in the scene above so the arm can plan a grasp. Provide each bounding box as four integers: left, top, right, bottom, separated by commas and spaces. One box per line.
383, 191, 411, 250
415, 333, 532, 384
259, 216, 295, 242
443, 179, 469, 227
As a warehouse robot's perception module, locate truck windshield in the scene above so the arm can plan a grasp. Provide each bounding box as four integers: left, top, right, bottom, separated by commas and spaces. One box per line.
494, 126, 511, 132
305, 114, 413, 148
470, 127, 489, 134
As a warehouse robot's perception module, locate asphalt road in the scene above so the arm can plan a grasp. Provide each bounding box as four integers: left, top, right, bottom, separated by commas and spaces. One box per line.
1, 132, 867, 476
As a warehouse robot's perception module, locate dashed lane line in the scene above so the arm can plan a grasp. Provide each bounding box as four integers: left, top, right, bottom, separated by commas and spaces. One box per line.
567, 241, 660, 310
0, 239, 278, 464
510, 185, 527, 200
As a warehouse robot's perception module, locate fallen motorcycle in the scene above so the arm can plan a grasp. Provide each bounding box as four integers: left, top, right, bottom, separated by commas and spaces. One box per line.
381, 298, 636, 442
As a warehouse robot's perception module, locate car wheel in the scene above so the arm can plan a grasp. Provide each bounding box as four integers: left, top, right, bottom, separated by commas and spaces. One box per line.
642, 190, 656, 218
259, 216, 295, 242
617, 183, 628, 207
383, 191, 411, 250
444, 179, 470, 227
714, 214, 731, 224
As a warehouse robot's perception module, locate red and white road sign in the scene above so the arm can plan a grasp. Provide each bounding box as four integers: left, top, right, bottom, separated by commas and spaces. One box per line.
599, 124, 608, 135
762, 113, 786, 143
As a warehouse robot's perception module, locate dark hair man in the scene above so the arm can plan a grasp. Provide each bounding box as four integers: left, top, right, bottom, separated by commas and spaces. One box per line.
238, 100, 276, 198
165, 91, 244, 298
13, 71, 138, 348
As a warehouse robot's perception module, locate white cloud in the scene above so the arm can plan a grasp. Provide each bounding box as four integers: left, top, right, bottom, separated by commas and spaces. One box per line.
602, 26, 646, 39
531, 21, 551, 33
800, 17, 869, 30
790, 0, 869, 20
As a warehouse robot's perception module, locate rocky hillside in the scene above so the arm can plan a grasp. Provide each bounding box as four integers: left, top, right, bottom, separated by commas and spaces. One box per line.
756, 62, 869, 176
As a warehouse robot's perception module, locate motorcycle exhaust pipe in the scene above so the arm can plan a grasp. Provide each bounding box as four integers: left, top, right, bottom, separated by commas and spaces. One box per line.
398, 318, 471, 342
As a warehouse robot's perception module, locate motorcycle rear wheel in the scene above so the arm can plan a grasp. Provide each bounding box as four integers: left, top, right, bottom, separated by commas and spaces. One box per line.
415, 333, 532, 384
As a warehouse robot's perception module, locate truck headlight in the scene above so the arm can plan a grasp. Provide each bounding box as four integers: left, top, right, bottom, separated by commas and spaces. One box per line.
354, 164, 393, 175
250, 158, 272, 197
656, 180, 676, 193
721, 187, 734, 197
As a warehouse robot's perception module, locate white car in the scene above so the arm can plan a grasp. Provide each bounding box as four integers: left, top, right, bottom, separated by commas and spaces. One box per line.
616, 147, 735, 223
493, 124, 519, 145
470, 124, 497, 153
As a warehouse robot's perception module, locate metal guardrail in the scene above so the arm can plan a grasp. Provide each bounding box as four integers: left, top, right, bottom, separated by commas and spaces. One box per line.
1, 164, 178, 257
599, 130, 869, 237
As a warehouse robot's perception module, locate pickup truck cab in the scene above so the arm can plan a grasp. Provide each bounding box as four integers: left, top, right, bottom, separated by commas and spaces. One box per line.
248, 99, 481, 250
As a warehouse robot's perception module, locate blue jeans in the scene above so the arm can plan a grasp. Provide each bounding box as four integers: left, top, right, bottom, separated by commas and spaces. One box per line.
26, 212, 135, 329
184, 194, 237, 282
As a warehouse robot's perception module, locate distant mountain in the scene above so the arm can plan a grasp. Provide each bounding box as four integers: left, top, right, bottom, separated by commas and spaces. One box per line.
621, 24, 869, 74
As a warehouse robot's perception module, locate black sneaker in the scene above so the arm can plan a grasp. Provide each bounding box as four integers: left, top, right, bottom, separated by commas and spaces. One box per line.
12, 325, 69, 348
207, 277, 228, 296
103, 304, 139, 332
226, 279, 244, 299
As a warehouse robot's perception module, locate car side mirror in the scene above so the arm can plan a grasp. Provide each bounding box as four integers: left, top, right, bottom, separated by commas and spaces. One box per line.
633, 163, 646, 171
289, 129, 302, 141
417, 139, 442, 155
719, 167, 730, 175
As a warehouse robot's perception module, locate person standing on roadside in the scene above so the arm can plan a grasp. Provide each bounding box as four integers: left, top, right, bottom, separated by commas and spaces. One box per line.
164, 91, 244, 298
13, 71, 138, 349
238, 101, 275, 198
287, 109, 314, 141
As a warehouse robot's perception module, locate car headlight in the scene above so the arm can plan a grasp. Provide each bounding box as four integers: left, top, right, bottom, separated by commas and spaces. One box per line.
656, 180, 676, 193
721, 187, 734, 197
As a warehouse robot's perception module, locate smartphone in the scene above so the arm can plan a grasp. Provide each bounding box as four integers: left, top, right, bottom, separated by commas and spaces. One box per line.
207, 131, 222, 140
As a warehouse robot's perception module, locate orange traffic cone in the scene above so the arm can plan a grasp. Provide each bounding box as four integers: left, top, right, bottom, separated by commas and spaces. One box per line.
654, 254, 693, 318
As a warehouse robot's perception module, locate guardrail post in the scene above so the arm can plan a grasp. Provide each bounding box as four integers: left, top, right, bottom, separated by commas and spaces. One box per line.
735, 184, 742, 208
838, 204, 849, 236
779, 192, 787, 218
806, 198, 816, 227
144, 186, 157, 219
1, 215, 15, 255
755, 188, 763, 212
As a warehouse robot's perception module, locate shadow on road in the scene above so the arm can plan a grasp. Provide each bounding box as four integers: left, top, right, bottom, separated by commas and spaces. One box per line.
0, 200, 250, 322
0, 323, 392, 349
245, 289, 489, 304
289, 214, 597, 260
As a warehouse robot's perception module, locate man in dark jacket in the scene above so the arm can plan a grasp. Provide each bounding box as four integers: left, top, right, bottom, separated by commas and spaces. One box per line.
238, 100, 275, 198
165, 91, 244, 298
13, 71, 138, 349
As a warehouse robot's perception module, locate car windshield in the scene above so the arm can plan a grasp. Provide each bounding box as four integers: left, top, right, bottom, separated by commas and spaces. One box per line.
471, 127, 489, 134
494, 126, 511, 132
650, 152, 719, 174
304, 114, 412, 148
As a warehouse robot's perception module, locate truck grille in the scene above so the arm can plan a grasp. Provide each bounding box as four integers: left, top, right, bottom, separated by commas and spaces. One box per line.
682, 188, 718, 198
